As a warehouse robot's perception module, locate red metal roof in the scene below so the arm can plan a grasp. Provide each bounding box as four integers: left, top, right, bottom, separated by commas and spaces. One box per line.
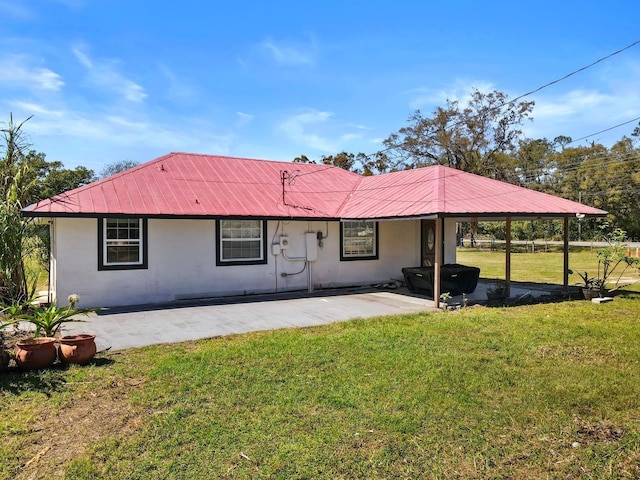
339, 165, 606, 218
22, 153, 606, 219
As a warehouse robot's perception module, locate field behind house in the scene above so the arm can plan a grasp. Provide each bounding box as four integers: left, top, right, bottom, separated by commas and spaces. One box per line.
1, 249, 640, 479
458, 245, 640, 291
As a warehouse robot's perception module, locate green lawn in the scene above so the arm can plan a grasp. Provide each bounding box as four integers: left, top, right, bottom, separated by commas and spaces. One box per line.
458, 245, 640, 291
2, 248, 640, 478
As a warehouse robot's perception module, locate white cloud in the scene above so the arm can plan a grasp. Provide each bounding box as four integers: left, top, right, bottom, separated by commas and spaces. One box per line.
236, 111, 254, 126
261, 37, 315, 66
525, 72, 640, 142
278, 110, 336, 151
340, 133, 362, 142
72, 45, 147, 103
7, 98, 236, 168
408, 79, 495, 110
0, 55, 64, 91
0, 1, 34, 20
157, 63, 198, 103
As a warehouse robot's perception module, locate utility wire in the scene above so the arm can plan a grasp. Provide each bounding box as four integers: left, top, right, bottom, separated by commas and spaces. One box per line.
568, 116, 640, 144
359, 39, 640, 161
510, 40, 640, 106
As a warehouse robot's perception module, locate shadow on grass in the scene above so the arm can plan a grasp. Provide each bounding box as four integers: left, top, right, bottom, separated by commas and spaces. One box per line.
0, 355, 115, 396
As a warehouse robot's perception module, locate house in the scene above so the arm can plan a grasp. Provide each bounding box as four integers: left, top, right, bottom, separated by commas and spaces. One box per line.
22, 152, 606, 308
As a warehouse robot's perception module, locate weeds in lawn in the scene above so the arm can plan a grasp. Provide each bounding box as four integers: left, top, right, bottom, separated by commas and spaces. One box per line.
1, 298, 639, 479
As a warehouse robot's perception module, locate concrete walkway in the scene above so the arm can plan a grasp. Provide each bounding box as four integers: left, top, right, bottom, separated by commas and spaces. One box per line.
62, 289, 438, 352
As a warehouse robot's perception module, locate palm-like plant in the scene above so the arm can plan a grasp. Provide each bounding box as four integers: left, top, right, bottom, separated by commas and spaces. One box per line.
21, 303, 100, 338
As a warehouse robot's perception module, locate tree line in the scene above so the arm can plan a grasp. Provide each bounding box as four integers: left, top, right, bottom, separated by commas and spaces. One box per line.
295, 89, 640, 240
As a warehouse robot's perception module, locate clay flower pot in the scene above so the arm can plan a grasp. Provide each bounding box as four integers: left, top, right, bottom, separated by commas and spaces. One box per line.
15, 337, 57, 370
0, 347, 10, 372
58, 334, 97, 365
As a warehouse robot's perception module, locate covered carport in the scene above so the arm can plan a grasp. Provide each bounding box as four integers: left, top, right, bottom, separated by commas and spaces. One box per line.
340, 165, 607, 308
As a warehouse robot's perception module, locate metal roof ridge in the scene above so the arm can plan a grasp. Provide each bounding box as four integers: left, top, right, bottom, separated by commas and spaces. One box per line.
335, 175, 366, 217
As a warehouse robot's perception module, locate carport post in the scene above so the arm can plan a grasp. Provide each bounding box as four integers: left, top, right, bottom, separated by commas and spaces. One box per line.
505, 217, 511, 297
563, 216, 569, 291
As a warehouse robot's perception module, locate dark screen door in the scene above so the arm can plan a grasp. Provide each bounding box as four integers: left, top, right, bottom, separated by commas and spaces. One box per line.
421, 220, 436, 266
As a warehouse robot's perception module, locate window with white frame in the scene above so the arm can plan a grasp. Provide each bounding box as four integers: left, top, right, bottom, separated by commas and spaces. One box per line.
99, 218, 147, 270
341, 220, 378, 260
216, 219, 266, 265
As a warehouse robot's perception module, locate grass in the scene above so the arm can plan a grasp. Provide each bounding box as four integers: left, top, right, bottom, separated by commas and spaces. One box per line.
458, 245, 640, 291
1, 249, 640, 478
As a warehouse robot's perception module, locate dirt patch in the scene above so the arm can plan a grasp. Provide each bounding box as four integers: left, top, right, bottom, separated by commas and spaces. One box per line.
12, 373, 146, 479
534, 345, 617, 365
574, 415, 625, 444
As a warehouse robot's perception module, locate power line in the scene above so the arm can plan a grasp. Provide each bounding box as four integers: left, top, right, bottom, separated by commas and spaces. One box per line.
568, 116, 640, 145
360, 39, 640, 162
510, 40, 640, 106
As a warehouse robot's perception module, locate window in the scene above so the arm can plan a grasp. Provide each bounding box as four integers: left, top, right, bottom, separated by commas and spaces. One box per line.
341, 221, 378, 260
216, 219, 267, 266
98, 218, 148, 270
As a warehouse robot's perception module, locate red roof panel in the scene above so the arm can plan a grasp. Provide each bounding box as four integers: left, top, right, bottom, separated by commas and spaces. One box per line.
22, 154, 606, 219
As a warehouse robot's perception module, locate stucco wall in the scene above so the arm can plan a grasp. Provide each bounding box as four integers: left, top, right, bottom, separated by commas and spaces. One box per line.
52, 217, 447, 308
443, 218, 457, 264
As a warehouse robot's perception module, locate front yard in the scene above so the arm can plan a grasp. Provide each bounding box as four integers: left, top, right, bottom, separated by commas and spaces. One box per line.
1, 295, 639, 479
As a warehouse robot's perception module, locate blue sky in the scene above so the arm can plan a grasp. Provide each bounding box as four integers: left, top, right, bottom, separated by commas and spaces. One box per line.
2, 0, 639, 173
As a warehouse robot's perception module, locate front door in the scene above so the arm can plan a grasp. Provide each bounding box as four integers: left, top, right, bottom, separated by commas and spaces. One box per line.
421, 220, 436, 266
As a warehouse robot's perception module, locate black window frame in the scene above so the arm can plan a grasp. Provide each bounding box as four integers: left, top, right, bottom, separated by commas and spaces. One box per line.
98, 217, 148, 271
340, 220, 379, 261
215, 219, 268, 266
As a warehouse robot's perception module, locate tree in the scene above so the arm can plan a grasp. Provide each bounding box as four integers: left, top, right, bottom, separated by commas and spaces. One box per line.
382, 89, 534, 180
293, 151, 388, 176
100, 159, 139, 179
0, 113, 97, 304
513, 138, 555, 189
0, 115, 37, 303
22, 152, 96, 202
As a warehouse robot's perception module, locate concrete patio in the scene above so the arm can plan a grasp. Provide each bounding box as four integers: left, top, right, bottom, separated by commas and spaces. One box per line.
62, 280, 558, 352
62, 287, 438, 352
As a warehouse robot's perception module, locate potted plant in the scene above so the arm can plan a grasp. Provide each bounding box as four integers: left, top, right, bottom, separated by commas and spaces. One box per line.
486, 280, 506, 302
15, 295, 100, 370
14, 337, 58, 370
439, 292, 452, 310
58, 333, 97, 365
572, 271, 604, 300
571, 226, 640, 300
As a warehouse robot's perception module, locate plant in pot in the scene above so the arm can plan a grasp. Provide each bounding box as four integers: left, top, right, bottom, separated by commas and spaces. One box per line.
572, 271, 604, 300
16, 295, 100, 369
439, 291, 452, 310
571, 227, 640, 300
486, 280, 506, 302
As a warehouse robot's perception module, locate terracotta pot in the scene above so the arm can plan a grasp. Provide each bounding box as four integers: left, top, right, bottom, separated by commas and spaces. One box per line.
582, 288, 602, 300
58, 334, 97, 365
15, 337, 57, 370
0, 347, 10, 372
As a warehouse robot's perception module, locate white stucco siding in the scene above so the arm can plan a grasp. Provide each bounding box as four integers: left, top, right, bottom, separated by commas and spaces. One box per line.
53, 217, 427, 308
54, 218, 276, 307
443, 218, 458, 264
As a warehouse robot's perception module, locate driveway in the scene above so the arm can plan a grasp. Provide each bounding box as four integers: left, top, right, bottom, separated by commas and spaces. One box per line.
63, 289, 437, 352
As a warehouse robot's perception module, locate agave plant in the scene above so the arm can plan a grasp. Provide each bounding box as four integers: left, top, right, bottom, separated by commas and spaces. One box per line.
21, 303, 100, 338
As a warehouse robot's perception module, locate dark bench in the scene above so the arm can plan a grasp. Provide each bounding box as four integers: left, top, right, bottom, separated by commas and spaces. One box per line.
402, 264, 480, 296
